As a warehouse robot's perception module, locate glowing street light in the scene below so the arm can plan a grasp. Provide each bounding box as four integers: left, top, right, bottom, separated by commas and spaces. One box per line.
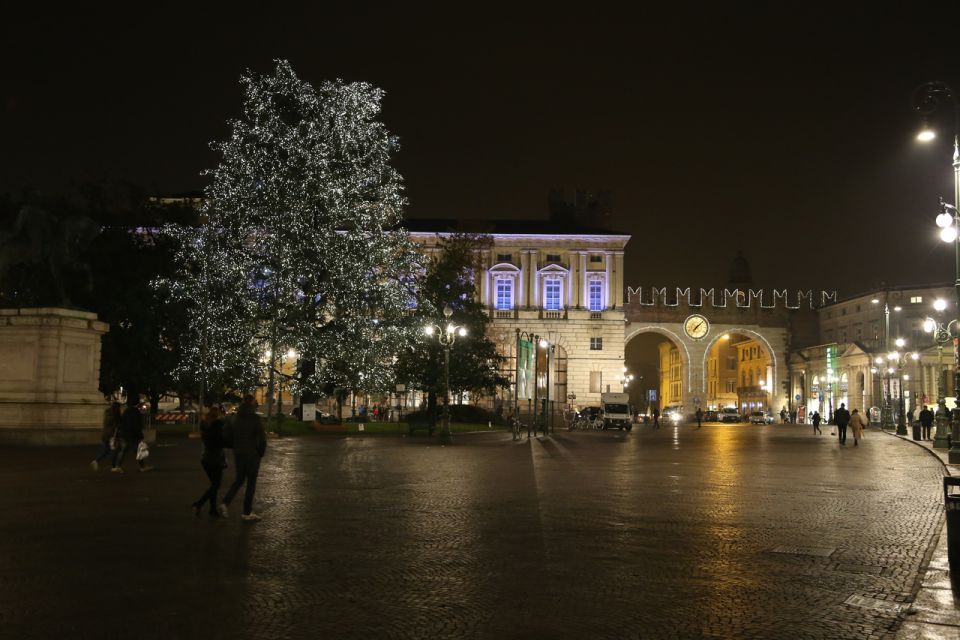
914, 80, 960, 460
424, 304, 467, 444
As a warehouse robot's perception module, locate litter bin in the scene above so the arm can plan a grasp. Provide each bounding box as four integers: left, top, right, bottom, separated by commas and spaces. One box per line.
913, 421, 922, 441
945, 477, 960, 567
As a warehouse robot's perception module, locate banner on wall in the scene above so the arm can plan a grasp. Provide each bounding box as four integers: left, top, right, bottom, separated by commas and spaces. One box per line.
517, 338, 534, 400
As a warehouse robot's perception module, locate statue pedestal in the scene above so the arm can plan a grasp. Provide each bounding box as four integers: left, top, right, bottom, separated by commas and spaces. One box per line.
0, 308, 109, 445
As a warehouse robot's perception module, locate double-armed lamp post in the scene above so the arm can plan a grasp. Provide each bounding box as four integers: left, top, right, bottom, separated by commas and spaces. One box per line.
915, 80, 960, 462
424, 305, 467, 445
924, 299, 960, 450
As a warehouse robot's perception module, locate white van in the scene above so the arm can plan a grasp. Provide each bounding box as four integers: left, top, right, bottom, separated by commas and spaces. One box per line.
600, 392, 633, 431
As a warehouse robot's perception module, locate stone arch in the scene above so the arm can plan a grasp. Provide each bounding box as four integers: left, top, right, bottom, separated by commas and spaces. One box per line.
624, 324, 693, 403
698, 328, 779, 400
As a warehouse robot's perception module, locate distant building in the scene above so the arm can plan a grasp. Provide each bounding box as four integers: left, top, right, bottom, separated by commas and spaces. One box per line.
788, 284, 957, 422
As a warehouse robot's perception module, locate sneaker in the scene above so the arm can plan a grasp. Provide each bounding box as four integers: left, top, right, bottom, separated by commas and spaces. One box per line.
111, 467, 123, 473
218, 504, 229, 519
90, 460, 98, 471
241, 513, 262, 522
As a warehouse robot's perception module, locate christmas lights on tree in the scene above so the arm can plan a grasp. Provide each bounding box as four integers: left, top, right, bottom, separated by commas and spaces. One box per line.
161, 59, 418, 409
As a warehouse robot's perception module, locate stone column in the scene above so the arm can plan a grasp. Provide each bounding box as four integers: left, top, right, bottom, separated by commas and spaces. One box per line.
481, 250, 490, 308
605, 252, 613, 310
579, 252, 588, 308
613, 251, 625, 309
0, 308, 109, 445
568, 251, 578, 309
529, 251, 539, 309
519, 251, 529, 309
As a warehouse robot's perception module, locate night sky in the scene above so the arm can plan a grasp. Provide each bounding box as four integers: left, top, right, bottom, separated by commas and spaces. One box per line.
4, 4, 960, 295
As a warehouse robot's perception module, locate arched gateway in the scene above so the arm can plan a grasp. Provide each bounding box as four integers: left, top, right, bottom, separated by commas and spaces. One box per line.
623, 288, 792, 414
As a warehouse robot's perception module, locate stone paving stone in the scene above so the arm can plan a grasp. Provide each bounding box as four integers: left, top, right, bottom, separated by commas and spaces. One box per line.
0, 424, 947, 639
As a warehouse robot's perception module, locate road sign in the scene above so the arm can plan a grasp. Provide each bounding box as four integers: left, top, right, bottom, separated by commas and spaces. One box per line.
795, 394, 801, 402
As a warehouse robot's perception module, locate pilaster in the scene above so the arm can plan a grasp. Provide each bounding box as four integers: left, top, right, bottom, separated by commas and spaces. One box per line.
605, 252, 613, 310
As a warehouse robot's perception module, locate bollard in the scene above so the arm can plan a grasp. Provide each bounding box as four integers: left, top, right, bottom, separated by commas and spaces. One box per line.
945, 477, 960, 568
913, 421, 922, 441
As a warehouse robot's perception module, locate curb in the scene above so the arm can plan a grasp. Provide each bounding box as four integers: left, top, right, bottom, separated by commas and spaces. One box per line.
879, 427, 960, 638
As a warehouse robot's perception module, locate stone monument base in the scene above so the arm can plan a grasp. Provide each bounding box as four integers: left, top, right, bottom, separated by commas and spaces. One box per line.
0, 308, 108, 446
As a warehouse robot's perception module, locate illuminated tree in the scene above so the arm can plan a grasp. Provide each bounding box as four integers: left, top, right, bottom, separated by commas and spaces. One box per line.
163, 59, 417, 414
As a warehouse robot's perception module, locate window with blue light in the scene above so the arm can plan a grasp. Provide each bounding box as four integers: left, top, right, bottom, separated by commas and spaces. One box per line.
495, 279, 513, 310
589, 280, 602, 311
545, 279, 561, 310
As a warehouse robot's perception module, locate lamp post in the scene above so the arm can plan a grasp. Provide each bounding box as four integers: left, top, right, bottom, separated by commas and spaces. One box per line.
924, 299, 959, 450
871, 297, 895, 428
915, 81, 960, 462
887, 338, 919, 436
424, 305, 467, 445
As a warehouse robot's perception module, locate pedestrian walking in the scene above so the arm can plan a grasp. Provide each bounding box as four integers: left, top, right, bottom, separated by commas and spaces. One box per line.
192, 406, 227, 518
790, 409, 797, 424
907, 408, 915, 426
695, 407, 703, 429
220, 395, 267, 522
919, 405, 935, 441
91, 402, 122, 471
811, 410, 822, 434
652, 406, 660, 429
849, 408, 867, 446
111, 401, 151, 472
834, 403, 851, 445
779, 407, 787, 424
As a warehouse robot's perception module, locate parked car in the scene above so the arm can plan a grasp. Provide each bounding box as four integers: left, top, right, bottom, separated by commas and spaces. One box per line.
720, 407, 741, 423
704, 410, 719, 422
749, 411, 774, 424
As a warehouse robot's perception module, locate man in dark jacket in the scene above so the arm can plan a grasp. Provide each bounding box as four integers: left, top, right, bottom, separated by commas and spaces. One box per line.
919, 405, 935, 441
220, 395, 267, 521
834, 403, 851, 446
91, 402, 121, 471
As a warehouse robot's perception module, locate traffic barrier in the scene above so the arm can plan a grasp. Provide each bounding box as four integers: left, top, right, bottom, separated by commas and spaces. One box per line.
152, 413, 194, 423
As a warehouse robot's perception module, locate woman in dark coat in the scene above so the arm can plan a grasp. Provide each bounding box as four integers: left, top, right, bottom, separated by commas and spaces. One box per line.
111, 402, 149, 472
192, 406, 227, 518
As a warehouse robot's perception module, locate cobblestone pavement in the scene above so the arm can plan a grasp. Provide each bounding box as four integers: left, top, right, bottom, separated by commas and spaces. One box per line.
0, 424, 946, 639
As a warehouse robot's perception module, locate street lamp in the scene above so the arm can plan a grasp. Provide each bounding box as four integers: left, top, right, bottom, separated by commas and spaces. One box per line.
924, 299, 960, 450
872, 297, 895, 428
887, 339, 919, 436
916, 80, 960, 461
424, 305, 467, 444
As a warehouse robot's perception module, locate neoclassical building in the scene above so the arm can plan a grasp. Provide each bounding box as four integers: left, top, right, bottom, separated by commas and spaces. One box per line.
788, 284, 958, 421
406, 218, 630, 412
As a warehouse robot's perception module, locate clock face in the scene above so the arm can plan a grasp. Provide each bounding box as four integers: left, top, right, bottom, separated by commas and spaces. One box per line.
683, 314, 710, 340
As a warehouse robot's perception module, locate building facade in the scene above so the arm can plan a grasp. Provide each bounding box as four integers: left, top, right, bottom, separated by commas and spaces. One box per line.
788, 285, 958, 422
407, 219, 631, 413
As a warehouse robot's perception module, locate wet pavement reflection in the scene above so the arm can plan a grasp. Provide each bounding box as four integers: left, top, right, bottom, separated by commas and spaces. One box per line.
0, 424, 945, 639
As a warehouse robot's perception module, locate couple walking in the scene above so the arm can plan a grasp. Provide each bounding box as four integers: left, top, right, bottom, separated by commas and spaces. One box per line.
91, 401, 152, 473
191, 395, 267, 522
833, 403, 867, 446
